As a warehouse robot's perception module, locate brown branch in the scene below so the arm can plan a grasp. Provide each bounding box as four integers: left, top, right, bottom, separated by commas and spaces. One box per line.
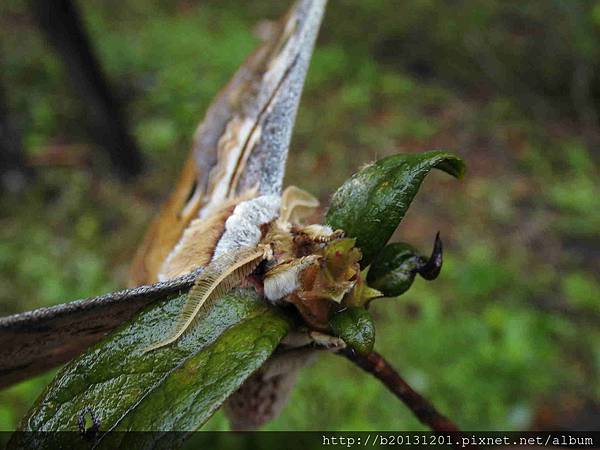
340, 348, 462, 434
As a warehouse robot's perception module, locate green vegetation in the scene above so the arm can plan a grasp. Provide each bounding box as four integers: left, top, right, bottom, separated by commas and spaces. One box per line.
0, 0, 598, 431
14, 290, 288, 446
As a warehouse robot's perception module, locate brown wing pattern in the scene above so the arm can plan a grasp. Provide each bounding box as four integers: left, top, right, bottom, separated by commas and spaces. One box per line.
130, 0, 327, 285
0, 0, 327, 388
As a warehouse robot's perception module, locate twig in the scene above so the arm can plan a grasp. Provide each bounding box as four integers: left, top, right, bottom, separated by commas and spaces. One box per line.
340, 348, 462, 433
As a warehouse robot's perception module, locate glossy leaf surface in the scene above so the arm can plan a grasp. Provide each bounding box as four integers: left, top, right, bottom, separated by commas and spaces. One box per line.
325, 151, 464, 267
12, 289, 289, 448
367, 243, 422, 297
329, 307, 375, 354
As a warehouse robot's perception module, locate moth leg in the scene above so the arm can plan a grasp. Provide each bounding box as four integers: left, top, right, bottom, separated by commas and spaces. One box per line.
308, 330, 347, 351
279, 185, 319, 224
281, 328, 346, 352
293, 223, 344, 244
280, 329, 314, 348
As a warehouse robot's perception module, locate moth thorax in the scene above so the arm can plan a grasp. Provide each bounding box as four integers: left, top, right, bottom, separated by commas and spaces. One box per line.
262, 219, 295, 261
212, 194, 281, 259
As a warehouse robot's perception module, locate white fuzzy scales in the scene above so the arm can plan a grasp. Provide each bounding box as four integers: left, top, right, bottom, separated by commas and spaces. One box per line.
212, 195, 281, 259
263, 256, 319, 302
299, 224, 335, 240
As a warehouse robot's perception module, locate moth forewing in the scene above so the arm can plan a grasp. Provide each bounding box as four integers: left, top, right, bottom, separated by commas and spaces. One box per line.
128, 157, 204, 286
144, 245, 271, 353
129, 0, 324, 287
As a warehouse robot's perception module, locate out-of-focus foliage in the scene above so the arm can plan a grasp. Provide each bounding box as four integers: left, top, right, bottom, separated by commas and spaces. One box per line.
0, 0, 598, 431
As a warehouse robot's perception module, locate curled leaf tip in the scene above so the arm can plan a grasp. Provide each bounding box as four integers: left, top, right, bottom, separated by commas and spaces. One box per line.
416, 232, 443, 280
434, 154, 466, 179
325, 151, 464, 267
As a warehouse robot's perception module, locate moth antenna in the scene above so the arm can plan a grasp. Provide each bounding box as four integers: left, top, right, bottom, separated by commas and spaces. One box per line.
144, 245, 269, 353
280, 186, 320, 224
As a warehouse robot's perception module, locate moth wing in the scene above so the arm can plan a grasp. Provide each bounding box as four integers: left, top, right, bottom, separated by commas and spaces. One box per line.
157, 189, 257, 282
128, 158, 202, 286
130, 0, 326, 286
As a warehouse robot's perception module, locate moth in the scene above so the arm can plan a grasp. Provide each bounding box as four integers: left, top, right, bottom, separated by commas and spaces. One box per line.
143, 186, 359, 352
124, 0, 339, 429
121, 0, 365, 356
0, 0, 332, 428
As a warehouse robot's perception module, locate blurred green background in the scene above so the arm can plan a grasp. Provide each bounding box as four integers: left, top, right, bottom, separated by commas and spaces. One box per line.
1, 0, 599, 431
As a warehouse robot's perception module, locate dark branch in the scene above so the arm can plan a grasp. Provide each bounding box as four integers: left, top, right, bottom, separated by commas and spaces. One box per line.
29, 0, 143, 178
340, 348, 462, 434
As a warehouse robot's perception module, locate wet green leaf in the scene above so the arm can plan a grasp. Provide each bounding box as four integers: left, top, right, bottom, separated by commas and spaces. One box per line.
325, 151, 464, 266
367, 242, 422, 297
11, 289, 289, 449
329, 307, 375, 354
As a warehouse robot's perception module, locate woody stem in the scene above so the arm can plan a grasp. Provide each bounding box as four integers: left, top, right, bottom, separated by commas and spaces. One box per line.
339, 348, 462, 435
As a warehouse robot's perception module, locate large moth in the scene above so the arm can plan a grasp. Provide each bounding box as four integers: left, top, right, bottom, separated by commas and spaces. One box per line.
0, 0, 330, 414
127, 0, 336, 429
142, 186, 357, 353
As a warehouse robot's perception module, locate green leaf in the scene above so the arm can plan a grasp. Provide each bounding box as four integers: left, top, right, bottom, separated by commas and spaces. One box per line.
367, 242, 422, 297
325, 151, 464, 267
329, 307, 375, 354
11, 289, 289, 449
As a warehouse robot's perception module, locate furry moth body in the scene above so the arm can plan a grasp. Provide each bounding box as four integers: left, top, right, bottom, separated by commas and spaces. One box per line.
144, 186, 353, 352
